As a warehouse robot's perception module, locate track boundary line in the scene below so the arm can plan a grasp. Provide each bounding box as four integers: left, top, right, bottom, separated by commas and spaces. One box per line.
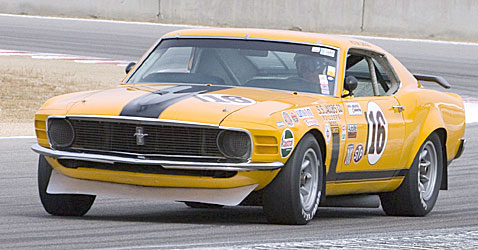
0, 136, 35, 139
2, 13, 478, 47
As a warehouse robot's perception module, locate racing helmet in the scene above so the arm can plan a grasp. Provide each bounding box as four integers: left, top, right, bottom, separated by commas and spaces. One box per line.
294, 54, 324, 78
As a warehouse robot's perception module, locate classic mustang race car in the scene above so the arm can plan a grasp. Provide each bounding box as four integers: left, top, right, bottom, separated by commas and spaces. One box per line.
32, 28, 465, 225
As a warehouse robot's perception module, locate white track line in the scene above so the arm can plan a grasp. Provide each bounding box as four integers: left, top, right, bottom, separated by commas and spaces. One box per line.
465, 102, 478, 124
344, 34, 478, 47
0, 49, 130, 66
0, 136, 35, 140
2, 13, 478, 46
0, 13, 208, 28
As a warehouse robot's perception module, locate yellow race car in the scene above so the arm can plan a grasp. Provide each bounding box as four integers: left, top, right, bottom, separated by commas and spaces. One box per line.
32, 28, 466, 225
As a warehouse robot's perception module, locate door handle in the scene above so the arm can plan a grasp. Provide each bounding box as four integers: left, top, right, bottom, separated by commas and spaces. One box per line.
392, 105, 405, 113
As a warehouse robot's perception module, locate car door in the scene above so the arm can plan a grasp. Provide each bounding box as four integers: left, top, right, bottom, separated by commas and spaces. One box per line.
338, 49, 406, 183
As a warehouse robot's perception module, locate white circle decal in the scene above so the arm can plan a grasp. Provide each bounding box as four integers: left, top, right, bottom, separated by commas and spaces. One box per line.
365, 102, 388, 165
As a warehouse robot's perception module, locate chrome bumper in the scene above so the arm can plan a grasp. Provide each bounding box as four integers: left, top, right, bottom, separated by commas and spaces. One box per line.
31, 144, 283, 171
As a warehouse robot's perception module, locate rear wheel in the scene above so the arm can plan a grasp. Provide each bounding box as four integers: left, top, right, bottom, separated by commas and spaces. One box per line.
380, 133, 443, 216
38, 156, 95, 216
263, 134, 323, 225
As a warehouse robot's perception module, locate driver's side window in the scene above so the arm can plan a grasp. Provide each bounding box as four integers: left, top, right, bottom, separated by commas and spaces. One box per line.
345, 50, 397, 97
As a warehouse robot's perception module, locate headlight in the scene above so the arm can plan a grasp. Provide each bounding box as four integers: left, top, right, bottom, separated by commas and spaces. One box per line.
47, 118, 75, 148
217, 130, 251, 160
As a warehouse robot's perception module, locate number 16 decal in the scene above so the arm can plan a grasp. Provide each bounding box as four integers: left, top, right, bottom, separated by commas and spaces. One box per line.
365, 102, 388, 165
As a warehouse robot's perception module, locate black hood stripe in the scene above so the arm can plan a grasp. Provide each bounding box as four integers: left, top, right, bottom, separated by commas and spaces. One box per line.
120, 85, 231, 118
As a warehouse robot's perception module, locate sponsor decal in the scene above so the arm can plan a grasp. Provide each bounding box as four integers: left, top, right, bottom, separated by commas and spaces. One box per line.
365, 102, 389, 165
304, 118, 319, 127
195, 94, 256, 105
331, 126, 340, 134
346, 102, 362, 116
327, 66, 336, 78
276, 121, 285, 127
320, 48, 336, 57
282, 111, 294, 127
316, 104, 343, 115
327, 76, 334, 81
280, 128, 294, 158
290, 111, 299, 124
344, 144, 354, 165
324, 124, 332, 144
353, 144, 364, 163
348, 124, 357, 139
315, 104, 343, 122
319, 75, 330, 95
120, 85, 231, 118
295, 108, 314, 119
311, 47, 321, 53
341, 124, 347, 140
329, 121, 339, 127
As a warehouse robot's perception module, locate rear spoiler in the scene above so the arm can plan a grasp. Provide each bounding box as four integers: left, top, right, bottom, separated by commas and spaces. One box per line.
413, 74, 451, 89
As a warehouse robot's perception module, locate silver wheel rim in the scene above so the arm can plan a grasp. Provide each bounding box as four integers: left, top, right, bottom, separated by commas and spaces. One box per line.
300, 148, 319, 211
418, 141, 438, 201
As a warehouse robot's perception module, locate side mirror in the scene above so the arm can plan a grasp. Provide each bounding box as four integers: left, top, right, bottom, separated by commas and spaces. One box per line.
344, 75, 358, 92
125, 62, 136, 74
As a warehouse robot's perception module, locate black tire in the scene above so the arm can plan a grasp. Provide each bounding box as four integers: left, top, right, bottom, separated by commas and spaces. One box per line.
380, 133, 443, 216
38, 156, 96, 216
184, 202, 224, 208
263, 134, 323, 225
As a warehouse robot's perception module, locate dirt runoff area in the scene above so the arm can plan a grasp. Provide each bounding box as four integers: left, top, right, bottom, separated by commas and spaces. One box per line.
0, 56, 125, 137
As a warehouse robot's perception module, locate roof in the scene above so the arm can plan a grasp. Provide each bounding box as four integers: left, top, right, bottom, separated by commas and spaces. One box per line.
161, 28, 385, 53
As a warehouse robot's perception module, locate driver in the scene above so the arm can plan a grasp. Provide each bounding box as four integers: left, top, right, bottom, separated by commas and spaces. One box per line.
294, 54, 324, 83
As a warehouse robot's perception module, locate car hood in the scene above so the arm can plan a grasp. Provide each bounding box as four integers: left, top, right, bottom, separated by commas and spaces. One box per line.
62, 84, 321, 125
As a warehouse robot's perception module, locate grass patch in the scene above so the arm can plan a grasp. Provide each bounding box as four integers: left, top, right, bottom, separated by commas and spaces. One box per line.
0, 56, 125, 136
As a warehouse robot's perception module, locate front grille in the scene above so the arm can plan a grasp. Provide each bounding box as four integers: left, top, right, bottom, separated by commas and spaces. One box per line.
64, 118, 223, 158
58, 159, 237, 178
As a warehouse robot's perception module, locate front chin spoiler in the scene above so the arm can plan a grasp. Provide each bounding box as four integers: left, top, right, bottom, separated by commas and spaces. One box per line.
47, 169, 258, 206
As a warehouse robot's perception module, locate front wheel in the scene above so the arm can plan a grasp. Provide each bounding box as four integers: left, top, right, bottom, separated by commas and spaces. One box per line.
263, 134, 323, 225
380, 133, 443, 216
38, 156, 96, 216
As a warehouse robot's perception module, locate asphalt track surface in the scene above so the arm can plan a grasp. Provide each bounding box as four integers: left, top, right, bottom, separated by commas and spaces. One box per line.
1, 14, 478, 249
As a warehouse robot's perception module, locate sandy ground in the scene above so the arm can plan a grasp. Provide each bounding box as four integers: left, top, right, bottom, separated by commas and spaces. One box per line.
0, 56, 125, 137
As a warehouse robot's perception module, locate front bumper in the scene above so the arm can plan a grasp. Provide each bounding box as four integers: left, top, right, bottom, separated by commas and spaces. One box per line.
31, 144, 283, 171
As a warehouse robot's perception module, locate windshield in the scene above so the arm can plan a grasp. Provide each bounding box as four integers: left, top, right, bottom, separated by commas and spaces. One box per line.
127, 39, 339, 96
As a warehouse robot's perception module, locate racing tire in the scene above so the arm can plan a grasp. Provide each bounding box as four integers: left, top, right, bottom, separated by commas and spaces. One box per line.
38, 156, 96, 216
184, 202, 224, 208
262, 134, 323, 225
380, 133, 443, 216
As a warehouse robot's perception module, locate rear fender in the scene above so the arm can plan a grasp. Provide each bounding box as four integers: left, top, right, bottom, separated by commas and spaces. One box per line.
405, 106, 448, 190
405, 105, 446, 169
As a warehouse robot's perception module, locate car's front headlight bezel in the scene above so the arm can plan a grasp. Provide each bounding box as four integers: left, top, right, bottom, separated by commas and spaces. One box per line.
46, 117, 75, 149
216, 129, 252, 161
